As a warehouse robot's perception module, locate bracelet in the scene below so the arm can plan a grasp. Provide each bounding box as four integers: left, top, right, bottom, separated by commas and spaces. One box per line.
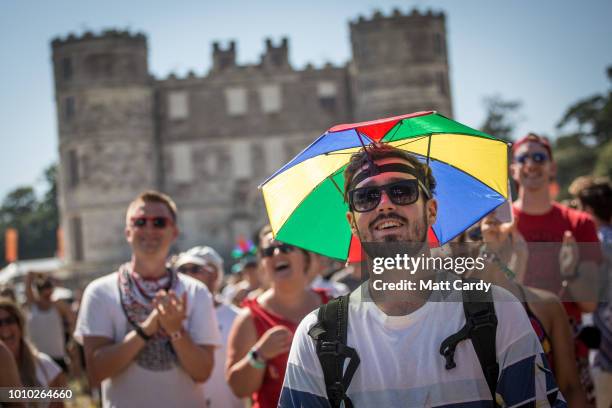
480, 247, 516, 280
247, 348, 266, 370
134, 324, 151, 342
169, 329, 184, 342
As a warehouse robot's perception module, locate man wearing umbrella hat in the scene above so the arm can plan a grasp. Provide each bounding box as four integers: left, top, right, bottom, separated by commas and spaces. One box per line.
279, 144, 565, 407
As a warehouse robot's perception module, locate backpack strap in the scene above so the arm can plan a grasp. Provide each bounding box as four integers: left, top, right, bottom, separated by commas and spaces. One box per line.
439, 280, 499, 405
308, 295, 360, 408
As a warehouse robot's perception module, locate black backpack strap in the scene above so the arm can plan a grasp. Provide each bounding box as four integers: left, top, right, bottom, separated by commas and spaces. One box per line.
439, 280, 499, 405
308, 295, 360, 408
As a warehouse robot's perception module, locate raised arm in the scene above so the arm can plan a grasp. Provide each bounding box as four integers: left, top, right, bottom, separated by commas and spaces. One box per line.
55, 300, 76, 334
227, 310, 293, 398
24, 271, 37, 305
225, 309, 266, 397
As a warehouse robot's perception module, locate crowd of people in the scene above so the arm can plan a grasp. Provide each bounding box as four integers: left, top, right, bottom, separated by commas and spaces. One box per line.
0, 132, 610, 408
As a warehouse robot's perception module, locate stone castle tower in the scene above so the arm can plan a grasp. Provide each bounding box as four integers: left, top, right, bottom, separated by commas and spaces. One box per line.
350, 9, 452, 119
51, 31, 157, 275
51, 9, 452, 280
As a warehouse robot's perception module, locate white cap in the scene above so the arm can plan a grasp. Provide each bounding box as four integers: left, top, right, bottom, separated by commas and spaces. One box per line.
186, 245, 224, 274
174, 253, 207, 268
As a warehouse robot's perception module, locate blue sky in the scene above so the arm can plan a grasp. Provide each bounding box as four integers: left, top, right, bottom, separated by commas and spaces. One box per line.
1, 0, 611, 198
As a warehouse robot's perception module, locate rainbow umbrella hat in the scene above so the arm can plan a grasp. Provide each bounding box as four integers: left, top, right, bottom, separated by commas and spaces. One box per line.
259, 111, 509, 261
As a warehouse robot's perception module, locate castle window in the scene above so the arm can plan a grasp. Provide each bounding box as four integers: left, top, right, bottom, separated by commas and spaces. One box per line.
259, 84, 282, 114
62, 57, 73, 80
317, 81, 337, 111
64, 96, 75, 120
232, 141, 251, 178
225, 87, 248, 116
71, 216, 84, 261
171, 143, 193, 183
251, 143, 265, 176
434, 33, 444, 55
168, 91, 189, 120
67, 149, 79, 188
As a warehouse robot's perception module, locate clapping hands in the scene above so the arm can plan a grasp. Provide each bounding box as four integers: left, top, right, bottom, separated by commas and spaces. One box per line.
154, 290, 188, 335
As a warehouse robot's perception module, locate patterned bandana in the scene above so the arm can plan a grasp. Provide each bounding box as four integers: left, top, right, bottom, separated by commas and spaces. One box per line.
117, 262, 179, 371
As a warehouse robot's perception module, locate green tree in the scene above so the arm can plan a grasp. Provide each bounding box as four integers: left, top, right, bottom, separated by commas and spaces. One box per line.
0, 164, 59, 265
594, 140, 612, 178
480, 94, 523, 142
553, 134, 598, 199
554, 65, 612, 197
557, 66, 612, 145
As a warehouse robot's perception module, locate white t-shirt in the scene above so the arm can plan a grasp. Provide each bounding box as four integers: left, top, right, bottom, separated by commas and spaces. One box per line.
27, 304, 65, 359
74, 272, 221, 408
280, 283, 565, 407
203, 302, 243, 408
36, 352, 62, 386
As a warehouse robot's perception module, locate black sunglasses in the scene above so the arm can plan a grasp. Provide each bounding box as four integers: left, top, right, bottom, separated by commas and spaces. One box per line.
0, 315, 18, 328
349, 179, 420, 213
178, 265, 205, 274
131, 216, 171, 229
515, 152, 548, 165
261, 243, 295, 258
467, 226, 482, 242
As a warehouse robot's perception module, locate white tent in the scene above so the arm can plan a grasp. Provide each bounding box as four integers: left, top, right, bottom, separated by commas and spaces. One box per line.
0, 257, 64, 284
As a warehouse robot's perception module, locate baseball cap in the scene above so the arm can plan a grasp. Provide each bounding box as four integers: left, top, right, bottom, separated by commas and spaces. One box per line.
512, 133, 553, 160
174, 253, 207, 269
186, 245, 224, 273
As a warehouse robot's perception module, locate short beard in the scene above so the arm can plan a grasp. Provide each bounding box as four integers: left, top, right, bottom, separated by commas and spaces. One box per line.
374, 207, 428, 244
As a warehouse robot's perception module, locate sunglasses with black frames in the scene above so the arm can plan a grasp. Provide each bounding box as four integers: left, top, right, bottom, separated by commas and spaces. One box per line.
0, 315, 18, 328
260, 243, 295, 258
130, 216, 172, 229
348, 179, 421, 213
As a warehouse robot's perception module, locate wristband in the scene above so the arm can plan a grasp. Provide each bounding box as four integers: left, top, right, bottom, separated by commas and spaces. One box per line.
134, 324, 151, 341
247, 348, 266, 370
480, 247, 516, 280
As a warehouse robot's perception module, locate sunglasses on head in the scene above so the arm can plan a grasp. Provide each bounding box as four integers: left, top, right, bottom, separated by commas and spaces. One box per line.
515, 152, 548, 165
0, 315, 18, 328
131, 216, 172, 229
348, 179, 420, 213
261, 243, 295, 258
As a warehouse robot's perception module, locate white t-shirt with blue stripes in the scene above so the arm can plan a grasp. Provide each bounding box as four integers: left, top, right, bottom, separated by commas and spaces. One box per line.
279, 284, 565, 407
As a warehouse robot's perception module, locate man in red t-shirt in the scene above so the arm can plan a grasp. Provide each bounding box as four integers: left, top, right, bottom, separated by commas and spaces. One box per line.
511, 133, 601, 298
511, 133, 602, 403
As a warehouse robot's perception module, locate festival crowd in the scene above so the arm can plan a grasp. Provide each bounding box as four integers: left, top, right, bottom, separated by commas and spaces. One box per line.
0, 132, 611, 408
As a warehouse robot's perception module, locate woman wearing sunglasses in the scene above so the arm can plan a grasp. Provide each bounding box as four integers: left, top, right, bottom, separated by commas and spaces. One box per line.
0, 298, 67, 407
226, 225, 329, 408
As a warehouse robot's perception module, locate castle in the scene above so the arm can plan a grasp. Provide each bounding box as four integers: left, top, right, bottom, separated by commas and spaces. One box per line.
51, 8, 452, 279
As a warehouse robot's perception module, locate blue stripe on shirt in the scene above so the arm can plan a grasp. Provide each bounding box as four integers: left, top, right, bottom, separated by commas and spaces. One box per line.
279, 387, 330, 408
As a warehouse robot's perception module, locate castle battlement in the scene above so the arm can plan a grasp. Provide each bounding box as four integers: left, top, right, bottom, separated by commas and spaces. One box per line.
350, 7, 445, 27
51, 29, 146, 48
264, 37, 288, 52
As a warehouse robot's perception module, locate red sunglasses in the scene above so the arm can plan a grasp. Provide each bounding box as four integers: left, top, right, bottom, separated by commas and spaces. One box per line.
130, 216, 173, 229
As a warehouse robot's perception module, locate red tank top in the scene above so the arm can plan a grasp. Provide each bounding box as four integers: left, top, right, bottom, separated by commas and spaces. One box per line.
243, 289, 329, 408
